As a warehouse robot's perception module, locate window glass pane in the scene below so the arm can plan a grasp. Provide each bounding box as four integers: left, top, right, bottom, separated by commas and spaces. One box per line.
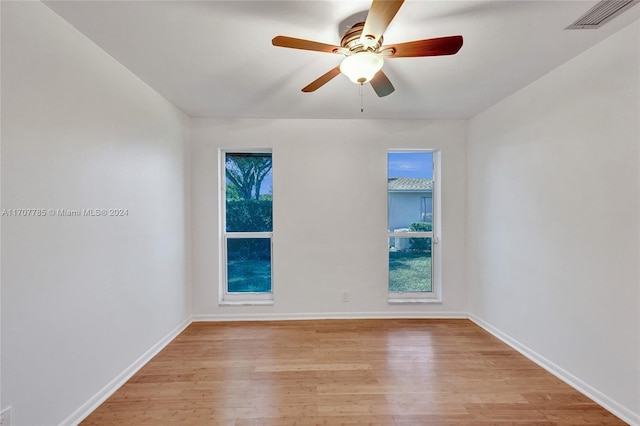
389, 237, 432, 292
227, 238, 272, 293
225, 153, 272, 232
388, 152, 433, 232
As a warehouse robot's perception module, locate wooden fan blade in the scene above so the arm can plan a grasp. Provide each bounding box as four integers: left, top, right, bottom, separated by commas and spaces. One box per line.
272, 36, 341, 54
370, 70, 395, 97
361, 0, 404, 46
302, 66, 342, 92
383, 35, 463, 58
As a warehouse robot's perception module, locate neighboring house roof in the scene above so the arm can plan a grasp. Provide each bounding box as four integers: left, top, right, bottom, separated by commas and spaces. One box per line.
388, 177, 433, 191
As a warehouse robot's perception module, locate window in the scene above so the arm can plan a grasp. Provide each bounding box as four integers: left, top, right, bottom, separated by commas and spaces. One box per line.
220, 151, 273, 304
388, 151, 440, 301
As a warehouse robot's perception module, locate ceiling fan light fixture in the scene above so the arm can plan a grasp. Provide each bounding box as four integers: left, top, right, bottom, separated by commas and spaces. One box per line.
340, 51, 383, 84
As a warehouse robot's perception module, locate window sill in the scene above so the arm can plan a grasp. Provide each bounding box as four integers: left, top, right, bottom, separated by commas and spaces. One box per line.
388, 298, 442, 304
219, 300, 274, 306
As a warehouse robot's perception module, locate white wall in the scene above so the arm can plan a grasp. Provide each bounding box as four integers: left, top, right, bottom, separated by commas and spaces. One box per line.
467, 20, 640, 422
191, 118, 467, 318
1, 2, 191, 425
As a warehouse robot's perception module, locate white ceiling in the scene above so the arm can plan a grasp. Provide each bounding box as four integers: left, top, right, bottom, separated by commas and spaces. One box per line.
44, 0, 640, 119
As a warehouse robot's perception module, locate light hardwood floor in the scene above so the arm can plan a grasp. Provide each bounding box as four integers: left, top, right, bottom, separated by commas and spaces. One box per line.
81, 319, 627, 425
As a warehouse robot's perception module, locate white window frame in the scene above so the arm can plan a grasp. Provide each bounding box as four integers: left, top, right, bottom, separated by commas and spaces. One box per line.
219, 149, 273, 305
388, 149, 441, 303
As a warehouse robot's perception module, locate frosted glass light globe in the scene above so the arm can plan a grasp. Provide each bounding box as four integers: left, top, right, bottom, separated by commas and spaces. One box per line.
340, 51, 383, 84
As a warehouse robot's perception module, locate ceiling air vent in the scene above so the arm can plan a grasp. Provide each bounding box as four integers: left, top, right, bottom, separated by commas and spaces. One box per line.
567, 0, 639, 29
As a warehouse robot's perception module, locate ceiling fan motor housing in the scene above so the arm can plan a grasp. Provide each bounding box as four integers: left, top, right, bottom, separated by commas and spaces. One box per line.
341, 22, 383, 53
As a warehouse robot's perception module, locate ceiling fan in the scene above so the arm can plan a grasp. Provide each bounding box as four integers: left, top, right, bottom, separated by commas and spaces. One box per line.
272, 0, 463, 97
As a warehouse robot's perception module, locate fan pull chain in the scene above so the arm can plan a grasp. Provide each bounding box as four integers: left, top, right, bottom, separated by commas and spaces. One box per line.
360, 83, 364, 113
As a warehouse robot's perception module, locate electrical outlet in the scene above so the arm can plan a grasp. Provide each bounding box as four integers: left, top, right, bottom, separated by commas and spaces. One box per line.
0, 406, 11, 426
341, 290, 350, 302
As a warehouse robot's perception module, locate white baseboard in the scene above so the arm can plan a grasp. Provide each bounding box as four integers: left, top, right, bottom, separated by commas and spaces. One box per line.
191, 311, 468, 322
468, 314, 639, 426
58, 317, 192, 426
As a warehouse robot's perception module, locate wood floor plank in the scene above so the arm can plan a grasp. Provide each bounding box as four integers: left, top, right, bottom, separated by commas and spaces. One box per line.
80, 319, 627, 425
